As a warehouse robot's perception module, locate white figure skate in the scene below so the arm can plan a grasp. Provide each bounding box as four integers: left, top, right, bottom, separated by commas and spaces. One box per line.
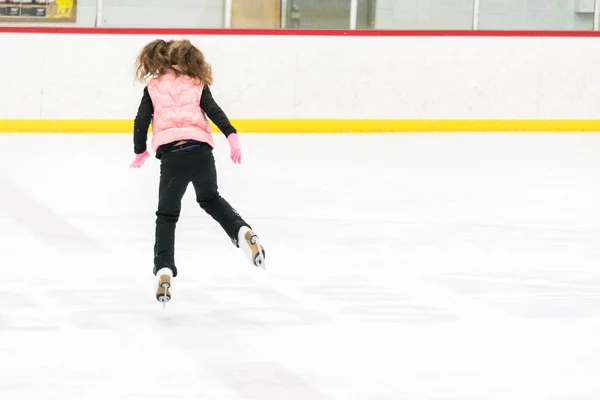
238, 226, 266, 269
155, 267, 173, 308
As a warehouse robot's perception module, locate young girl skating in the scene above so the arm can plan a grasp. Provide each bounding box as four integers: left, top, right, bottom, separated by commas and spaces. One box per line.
129, 39, 265, 306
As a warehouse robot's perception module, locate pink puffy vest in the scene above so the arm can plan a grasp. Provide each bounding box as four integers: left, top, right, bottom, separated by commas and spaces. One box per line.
147, 69, 214, 152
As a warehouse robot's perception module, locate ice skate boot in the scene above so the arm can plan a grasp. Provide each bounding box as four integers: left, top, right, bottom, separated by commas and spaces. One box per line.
238, 226, 266, 269
155, 268, 173, 307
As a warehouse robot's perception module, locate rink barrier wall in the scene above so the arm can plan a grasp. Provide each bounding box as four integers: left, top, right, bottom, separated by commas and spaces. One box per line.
4, 27, 600, 36
2, 27, 600, 133
1, 119, 600, 134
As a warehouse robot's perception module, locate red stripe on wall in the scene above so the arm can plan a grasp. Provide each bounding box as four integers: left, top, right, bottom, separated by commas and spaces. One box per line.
1, 27, 600, 37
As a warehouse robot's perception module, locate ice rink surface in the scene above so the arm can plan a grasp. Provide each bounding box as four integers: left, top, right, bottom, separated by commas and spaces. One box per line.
0, 132, 599, 400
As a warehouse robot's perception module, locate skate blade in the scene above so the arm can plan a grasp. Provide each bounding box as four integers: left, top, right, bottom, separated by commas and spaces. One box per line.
254, 252, 266, 270
157, 291, 171, 309
245, 231, 266, 270
253, 240, 266, 270
158, 296, 170, 309
156, 275, 172, 308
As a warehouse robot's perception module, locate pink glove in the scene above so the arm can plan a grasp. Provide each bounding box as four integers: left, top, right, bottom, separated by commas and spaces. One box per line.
227, 133, 242, 164
130, 151, 150, 168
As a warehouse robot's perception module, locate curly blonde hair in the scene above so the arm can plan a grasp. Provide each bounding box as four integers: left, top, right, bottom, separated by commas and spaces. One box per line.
135, 39, 213, 86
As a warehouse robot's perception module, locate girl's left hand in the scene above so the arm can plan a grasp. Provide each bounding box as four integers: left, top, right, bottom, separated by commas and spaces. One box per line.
130, 151, 150, 168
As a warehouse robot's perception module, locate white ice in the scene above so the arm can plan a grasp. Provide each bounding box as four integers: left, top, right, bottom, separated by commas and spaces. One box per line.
0, 132, 599, 400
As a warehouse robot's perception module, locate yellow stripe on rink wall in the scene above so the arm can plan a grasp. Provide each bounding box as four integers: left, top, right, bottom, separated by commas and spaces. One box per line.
1, 119, 600, 133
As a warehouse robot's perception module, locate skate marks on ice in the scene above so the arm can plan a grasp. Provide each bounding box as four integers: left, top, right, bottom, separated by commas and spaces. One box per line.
48, 277, 332, 331
0, 273, 461, 400
429, 270, 600, 319
7, 271, 599, 399
83, 276, 337, 400
0, 274, 118, 333
163, 274, 459, 327
0, 272, 68, 332
202, 362, 333, 400
271, 274, 459, 325
177, 280, 459, 400
255, 216, 539, 325
0, 273, 335, 399
198, 362, 453, 400
0, 173, 104, 254
145, 276, 451, 400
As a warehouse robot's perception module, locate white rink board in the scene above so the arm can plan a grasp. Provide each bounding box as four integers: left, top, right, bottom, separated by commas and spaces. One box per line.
2, 33, 600, 120
0, 132, 599, 399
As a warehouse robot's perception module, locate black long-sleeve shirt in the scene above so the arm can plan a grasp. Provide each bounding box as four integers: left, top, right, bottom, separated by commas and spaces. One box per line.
133, 85, 237, 157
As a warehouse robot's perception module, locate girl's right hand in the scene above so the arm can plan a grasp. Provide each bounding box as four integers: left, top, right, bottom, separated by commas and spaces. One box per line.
227, 134, 242, 164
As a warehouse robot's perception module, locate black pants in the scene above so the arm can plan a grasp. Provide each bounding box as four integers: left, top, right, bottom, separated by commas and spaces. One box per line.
153, 143, 249, 277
